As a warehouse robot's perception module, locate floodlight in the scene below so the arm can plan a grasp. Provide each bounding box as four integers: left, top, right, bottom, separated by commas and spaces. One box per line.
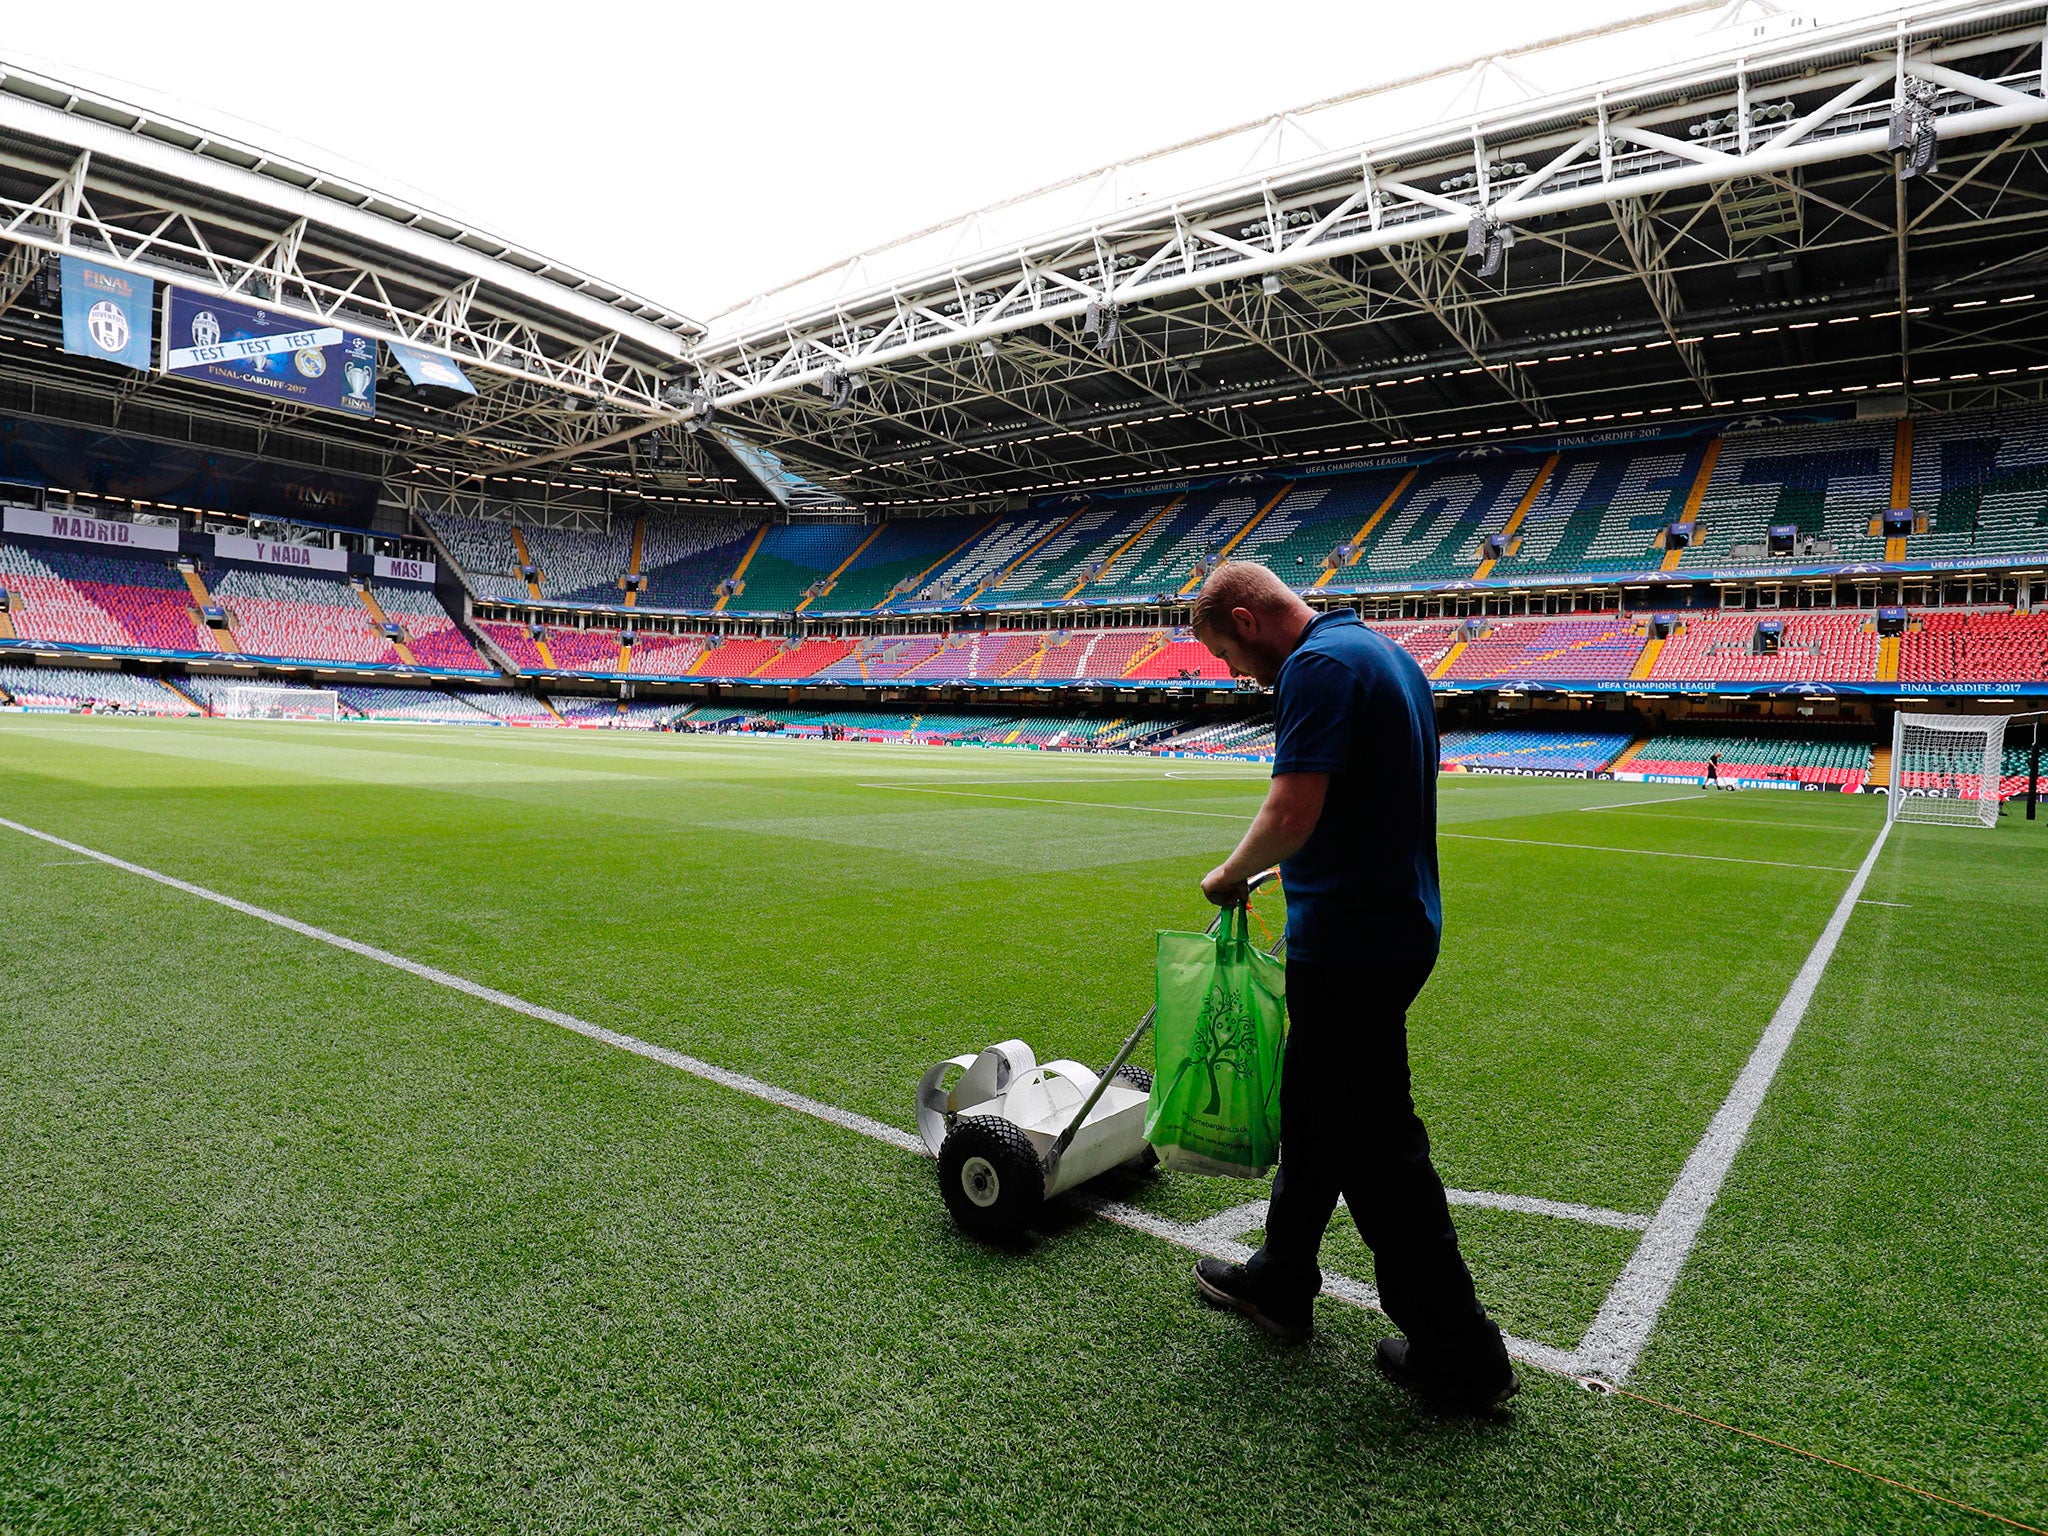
1261, 274, 1283, 296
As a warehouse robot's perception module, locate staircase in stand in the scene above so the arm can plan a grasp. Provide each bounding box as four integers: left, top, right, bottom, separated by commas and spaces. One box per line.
623, 513, 646, 608
352, 582, 417, 665
1629, 635, 1665, 681
180, 564, 237, 652
1869, 743, 1893, 790
509, 527, 545, 600
1608, 736, 1652, 773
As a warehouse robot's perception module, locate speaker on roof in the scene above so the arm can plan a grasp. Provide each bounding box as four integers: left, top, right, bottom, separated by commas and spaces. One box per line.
1767, 525, 1797, 556
1882, 508, 1914, 538
1665, 520, 1695, 550
1876, 605, 1907, 636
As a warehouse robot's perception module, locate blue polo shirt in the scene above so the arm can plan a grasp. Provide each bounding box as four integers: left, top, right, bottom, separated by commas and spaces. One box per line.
1271, 611, 1442, 968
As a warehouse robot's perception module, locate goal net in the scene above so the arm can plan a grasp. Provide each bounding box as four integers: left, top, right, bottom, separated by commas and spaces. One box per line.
221, 685, 341, 722
1889, 712, 2008, 828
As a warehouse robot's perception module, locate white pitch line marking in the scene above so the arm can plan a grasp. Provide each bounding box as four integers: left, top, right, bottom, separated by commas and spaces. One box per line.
1441, 831, 1856, 874
1580, 792, 1712, 811
1858, 899, 1913, 908
0, 812, 1572, 1375
1574, 818, 1894, 1384
1584, 809, 1866, 834
1190, 1190, 1649, 1242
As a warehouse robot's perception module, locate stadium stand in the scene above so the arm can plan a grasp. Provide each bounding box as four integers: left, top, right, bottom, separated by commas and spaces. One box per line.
547, 694, 621, 722
723, 525, 874, 612
1502, 440, 1713, 575
811, 517, 989, 611
520, 520, 632, 602
1647, 611, 1879, 683
1082, 489, 1269, 602
1443, 616, 1647, 682
1374, 621, 1465, 674
976, 500, 1159, 604
1153, 716, 1277, 756
450, 689, 560, 723
1439, 727, 1634, 773
1124, 629, 1231, 682
0, 541, 217, 653
626, 632, 709, 677
369, 583, 491, 671
0, 663, 199, 713
637, 514, 762, 609
475, 620, 547, 670
419, 512, 531, 604
1224, 476, 1396, 583
539, 628, 627, 673
1350, 458, 1546, 582
1898, 609, 2048, 683
1623, 732, 1874, 788
338, 686, 498, 724
1682, 418, 1891, 565
209, 567, 401, 664
1904, 404, 2048, 563
1032, 628, 1160, 682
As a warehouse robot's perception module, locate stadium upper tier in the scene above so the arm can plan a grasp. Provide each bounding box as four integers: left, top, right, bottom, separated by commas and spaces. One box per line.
424, 406, 2048, 617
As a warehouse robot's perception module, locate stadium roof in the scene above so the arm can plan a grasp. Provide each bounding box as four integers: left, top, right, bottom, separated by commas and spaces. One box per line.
667, 0, 2048, 516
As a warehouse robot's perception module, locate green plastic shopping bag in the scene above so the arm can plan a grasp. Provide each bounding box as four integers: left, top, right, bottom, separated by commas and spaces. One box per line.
1144, 905, 1286, 1178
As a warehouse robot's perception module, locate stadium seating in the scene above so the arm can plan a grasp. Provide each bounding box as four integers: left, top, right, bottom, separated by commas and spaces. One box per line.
547, 694, 622, 722
1624, 732, 1873, 787
475, 620, 547, 670
338, 686, 499, 724
722, 525, 873, 612
1683, 419, 1891, 565
1081, 489, 1270, 603
1124, 630, 1231, 682
1899, 609, 2048, 683
520, 520, 632, 603
637, 515, 763, 609
0, 663, 199, 713
369, 583, 490, 671
450, 689, 560, 722
209, 567, 401, 664
626, 632, 709, 677
1153, 716, 1277, 756
975, 500, 1160, 604
0, 541, 217, 653
419, 512, 531, 604
1999, 743, 2046, 800
1354, 458, 1549, 582
1502, 441, 1711, 575
1443, 616, 1647, 682
1647, 612, 1878, 684
1373, 621, 1464, 674
1904, 404, 2048, 562
810, 517, 990, 611
540, 628, 627, 673
1224, 476, 1399, 583
1439, 727, 1634, 773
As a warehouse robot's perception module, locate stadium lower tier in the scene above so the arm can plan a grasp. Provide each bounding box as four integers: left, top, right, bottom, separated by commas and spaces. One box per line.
0, 537, 492, 673
1622, 732, 1875, 789
455, 608, 2048, 688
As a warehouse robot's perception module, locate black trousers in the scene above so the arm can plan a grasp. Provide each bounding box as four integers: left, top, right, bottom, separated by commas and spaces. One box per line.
1244, 958, 1508, 1382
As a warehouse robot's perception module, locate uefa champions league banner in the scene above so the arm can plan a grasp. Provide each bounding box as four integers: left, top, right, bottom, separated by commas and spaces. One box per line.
161, 289, 377, 419
59, 257, 155, 372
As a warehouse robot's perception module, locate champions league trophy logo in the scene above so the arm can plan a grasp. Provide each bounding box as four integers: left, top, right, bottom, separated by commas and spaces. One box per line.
86, 300, 129, 354
343, 357, 374, 403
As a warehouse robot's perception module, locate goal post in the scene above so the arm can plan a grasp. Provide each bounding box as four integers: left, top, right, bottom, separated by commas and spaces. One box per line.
1888, 711, 2007, 828
221, 685, 341, 722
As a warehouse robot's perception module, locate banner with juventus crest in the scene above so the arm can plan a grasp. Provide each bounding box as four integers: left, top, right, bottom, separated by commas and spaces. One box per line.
160, 288, 377, 419
59, 256, 155, 373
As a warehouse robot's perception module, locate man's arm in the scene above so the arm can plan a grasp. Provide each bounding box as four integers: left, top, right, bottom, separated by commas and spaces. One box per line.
1200, 772, 1328, 906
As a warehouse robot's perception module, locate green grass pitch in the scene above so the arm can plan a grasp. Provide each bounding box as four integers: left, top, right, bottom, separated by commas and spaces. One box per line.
1, 716, 2043, 1534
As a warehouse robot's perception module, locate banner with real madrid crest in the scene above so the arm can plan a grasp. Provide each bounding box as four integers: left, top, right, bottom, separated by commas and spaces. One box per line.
160, 288, 377, 419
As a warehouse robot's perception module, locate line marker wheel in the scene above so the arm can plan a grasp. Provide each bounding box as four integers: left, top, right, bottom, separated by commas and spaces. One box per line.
937, 1117, 1043, 1242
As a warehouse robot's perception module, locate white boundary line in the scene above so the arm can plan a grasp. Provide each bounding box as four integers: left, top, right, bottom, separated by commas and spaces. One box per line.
1573, 818, 1894, 1383
1439, 831, 1857, 874
1579, 792, 1711, 811
0, 812, 1577, 1374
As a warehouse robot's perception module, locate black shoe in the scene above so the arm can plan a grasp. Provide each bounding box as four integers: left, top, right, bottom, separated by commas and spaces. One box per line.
1375, 1336, 1520, 1414
1192, 1258, 1313, 1344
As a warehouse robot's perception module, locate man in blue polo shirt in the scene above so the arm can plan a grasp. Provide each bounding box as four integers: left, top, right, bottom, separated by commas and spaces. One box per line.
1184, 561, 1516, 1414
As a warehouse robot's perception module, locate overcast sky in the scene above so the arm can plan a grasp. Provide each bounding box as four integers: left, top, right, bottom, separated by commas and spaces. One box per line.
12, 1, 1709, 321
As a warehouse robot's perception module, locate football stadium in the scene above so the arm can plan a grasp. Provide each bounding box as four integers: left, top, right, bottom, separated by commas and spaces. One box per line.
3, 3, 2048, 1531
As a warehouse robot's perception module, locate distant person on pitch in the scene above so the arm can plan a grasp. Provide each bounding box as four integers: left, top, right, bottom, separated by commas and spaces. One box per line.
1186, 561, 1517, 1415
